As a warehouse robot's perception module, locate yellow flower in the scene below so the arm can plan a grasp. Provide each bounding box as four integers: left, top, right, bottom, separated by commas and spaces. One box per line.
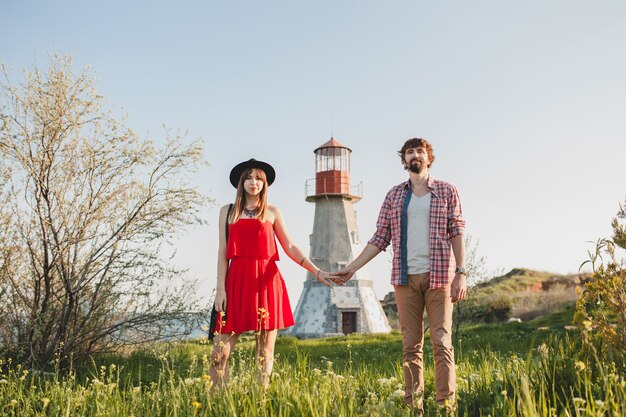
575, 361, 587, 371
42, 397, 50, 408
191, 401, 202, 409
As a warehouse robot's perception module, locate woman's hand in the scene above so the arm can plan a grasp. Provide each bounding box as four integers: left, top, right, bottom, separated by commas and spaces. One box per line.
316, 270, 339, 287
214, 288, 227, 311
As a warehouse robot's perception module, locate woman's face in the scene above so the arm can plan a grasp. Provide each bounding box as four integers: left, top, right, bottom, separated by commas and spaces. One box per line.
243, 168, 265, 197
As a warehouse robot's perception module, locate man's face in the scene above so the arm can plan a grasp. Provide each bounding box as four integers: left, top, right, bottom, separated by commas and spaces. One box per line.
404, 146, 430, 173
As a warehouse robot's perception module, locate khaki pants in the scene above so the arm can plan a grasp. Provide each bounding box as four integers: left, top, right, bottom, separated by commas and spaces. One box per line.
394, 272, 456, 407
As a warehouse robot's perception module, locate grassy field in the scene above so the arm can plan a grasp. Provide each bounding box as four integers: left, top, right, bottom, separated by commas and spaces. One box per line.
1, 309, 624, 416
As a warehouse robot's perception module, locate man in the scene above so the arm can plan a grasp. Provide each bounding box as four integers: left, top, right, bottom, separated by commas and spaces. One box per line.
333, 138, 466, 412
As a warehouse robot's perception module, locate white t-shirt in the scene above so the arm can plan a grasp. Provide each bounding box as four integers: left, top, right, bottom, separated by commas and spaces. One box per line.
407, 192, 430, 274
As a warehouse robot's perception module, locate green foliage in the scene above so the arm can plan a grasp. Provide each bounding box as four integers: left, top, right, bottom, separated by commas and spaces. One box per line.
1, 318, 625, 416
457, 269, 579, 325
574, 198, 626, 365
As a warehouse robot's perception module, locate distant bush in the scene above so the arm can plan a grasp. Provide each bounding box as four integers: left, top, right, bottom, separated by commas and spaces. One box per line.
456, 296, 512, 323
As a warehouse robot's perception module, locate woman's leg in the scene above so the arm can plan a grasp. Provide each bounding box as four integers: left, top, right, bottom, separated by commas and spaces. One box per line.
256, 329, 278, 388
209, 333, 240, 387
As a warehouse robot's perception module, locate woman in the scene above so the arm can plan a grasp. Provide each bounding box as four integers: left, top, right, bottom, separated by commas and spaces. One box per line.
209, 158, 334, 388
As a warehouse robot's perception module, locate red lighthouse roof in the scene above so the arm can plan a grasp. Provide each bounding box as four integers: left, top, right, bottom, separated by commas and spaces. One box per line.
314, 137, 351, 153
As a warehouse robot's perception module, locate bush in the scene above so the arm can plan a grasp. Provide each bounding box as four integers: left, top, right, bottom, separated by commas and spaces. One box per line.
574, 198, 626, 366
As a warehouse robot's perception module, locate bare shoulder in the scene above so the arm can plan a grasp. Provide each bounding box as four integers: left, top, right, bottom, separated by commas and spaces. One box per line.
266, 204, 282, 223
267, 204, 281, 213
220, 204, 233, 214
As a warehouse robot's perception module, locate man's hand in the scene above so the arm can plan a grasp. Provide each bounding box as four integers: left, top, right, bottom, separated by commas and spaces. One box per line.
450, 273, 467, 302
331, 266, 356, 285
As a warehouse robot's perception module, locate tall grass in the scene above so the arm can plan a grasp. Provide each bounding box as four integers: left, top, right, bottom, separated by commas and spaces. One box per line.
0, 324, 624, 416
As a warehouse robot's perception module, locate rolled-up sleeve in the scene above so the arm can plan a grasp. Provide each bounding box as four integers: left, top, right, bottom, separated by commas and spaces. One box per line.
447, 185, 465, 238
368, 191, 393, 251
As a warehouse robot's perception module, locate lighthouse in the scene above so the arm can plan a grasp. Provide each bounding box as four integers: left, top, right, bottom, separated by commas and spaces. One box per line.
290, 138, 391, 338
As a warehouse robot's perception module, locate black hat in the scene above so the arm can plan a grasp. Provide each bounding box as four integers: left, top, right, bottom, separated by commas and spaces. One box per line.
229, 158, 276, 188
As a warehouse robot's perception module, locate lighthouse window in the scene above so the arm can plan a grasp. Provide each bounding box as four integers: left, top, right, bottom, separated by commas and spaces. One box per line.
336, 148, 342, 171
316, 147, 350, 172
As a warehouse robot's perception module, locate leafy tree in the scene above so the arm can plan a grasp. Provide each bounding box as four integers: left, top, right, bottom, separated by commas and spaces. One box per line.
0, 55, 209, 367
575, 198, 626, 361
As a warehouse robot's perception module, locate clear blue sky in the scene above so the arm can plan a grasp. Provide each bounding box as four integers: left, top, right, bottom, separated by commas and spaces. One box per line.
4, 1, 626, 304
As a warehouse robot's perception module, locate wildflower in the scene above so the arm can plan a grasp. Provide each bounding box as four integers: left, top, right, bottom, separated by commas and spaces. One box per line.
312, 368, 322, 376
367, 392, 378, 402
184, 378, 195, 385
572, 397, 586, 405
501, 390, 507, 397
42, 397, 50, 408
191, 401, 202, 409
582, 320, 593, 331
133, 386, 141, 393
0, 379, 8, 384
594, 400, 605, 408
10, 399, 17, 405
377, 377, 390, 385
575, 361, 586, 371
392, 389, 405, 398
536, 343, 549, 357
201, 374, 210, 381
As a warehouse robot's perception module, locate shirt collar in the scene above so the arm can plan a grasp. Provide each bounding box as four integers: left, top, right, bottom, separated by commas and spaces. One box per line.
404, 175, 436, 191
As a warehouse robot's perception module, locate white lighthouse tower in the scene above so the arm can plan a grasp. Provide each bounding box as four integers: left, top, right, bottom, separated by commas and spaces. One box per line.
290, 138, 390, 338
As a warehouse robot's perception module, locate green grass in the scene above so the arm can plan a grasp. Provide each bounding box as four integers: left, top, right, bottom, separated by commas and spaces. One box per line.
1, 313, 624, 416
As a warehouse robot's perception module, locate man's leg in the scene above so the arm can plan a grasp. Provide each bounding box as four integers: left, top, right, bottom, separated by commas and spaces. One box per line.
425, 282, 456, 403
394, 272, 427, 408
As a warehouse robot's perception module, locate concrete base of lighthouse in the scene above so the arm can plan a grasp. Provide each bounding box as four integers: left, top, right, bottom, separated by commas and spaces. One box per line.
289, 279, 391, 338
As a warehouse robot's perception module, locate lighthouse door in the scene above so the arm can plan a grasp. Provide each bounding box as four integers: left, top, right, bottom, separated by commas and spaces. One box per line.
342, 312, 357, 334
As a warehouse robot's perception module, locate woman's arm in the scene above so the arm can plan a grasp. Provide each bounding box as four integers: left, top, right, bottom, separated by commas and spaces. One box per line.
214, 204, 230, 311
270, 205, 334, 286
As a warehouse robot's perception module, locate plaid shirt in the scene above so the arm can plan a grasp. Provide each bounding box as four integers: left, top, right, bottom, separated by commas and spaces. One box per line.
368, 176, 465, 288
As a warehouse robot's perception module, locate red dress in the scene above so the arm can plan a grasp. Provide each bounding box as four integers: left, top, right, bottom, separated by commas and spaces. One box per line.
217, 219, 294, 334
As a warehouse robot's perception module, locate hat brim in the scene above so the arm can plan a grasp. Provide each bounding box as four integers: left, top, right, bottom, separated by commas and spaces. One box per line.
229, 159, 276, 188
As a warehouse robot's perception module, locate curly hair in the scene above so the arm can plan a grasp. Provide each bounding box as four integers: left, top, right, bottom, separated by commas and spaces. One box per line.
397, 138, 435, 168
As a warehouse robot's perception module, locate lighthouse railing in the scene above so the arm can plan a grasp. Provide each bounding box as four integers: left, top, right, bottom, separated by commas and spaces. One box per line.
304, 178, 363, 199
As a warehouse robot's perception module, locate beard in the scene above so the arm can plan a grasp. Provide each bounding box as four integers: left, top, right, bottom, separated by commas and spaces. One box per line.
408, 159, 424, 173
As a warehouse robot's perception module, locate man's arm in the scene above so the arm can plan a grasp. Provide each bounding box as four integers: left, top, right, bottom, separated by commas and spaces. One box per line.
450, 234, 467, 302
332, 243, 382, 282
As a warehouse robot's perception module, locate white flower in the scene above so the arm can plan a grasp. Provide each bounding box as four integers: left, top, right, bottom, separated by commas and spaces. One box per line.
392, 389, 405, 398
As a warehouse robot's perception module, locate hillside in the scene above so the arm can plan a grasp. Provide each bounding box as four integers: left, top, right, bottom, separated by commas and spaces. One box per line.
381, 268, 586, 325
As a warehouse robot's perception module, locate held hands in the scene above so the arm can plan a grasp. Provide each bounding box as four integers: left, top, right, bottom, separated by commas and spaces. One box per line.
451, 273, 467, 302
330, 266, 355, 285
316, 270, 338, 287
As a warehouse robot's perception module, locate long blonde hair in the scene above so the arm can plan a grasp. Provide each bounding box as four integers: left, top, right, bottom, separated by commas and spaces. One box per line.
229, 168, 268, 223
